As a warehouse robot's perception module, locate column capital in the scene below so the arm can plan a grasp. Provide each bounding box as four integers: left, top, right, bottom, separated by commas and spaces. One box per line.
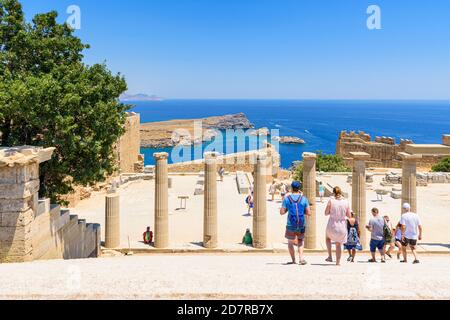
204, 152, 219, 160
0, 146, 55, 167
302, 152, 317, 161
153, 152, 169, 160
349, 152, 371, 161
398, 152, 422, 162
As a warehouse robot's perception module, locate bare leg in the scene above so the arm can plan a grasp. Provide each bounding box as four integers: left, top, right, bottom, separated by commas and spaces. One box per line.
326, 237, 333, 261
298, 240, 305, 263
336, 243, 342, 266
402, 245, 407, 262
380, 247, 386, 262
288, 240, 296, 263
411, 246, 419, 262
351, 249, 356, 262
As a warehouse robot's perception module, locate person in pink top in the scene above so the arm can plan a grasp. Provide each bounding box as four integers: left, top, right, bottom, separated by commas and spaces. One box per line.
325, 186, 352, 266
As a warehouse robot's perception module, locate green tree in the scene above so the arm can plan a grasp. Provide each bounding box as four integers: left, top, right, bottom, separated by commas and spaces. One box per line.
432, 157, 450, 172
0, 0, 129, 203
292, 151, 350, 181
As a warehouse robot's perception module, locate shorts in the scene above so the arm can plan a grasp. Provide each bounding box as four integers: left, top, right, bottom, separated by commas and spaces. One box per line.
401, 238, 417, 248
319, 191, 325, 197
370, 239, 385, 252
285, 227, 305, 244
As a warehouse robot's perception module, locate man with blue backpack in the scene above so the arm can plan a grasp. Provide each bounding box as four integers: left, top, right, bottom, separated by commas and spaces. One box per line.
280, 181, 311, 265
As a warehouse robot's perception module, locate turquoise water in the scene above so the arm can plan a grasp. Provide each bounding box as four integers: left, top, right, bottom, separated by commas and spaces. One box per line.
130, 100, 450, 169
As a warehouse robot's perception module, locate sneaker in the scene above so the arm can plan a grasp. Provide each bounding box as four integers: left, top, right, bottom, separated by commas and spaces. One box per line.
400, 260, 407, 263
347, 256, 352, 262
368, 259, 377, 263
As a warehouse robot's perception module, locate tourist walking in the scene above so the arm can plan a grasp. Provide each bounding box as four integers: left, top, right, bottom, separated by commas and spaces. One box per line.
269, 181, 277, 201
218, 166, 225, 182
400, 203, 423, 264
325, 186, 351, 266
245, 192, 254, 215
344, 212, 362, 262
383, 215, 395, 259
280, 183, 287, 201
319, 182, 325, 203
280, 181, 311, 265
394, 219, 403, 259
366, 208, 386, 263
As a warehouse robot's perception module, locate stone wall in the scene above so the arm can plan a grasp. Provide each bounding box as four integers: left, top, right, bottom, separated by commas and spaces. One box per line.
443, 135, 450, 147
167, 145, 281, 179
336, 131, 450, 169
0, 147, 100, 263
116, 112, 142, 174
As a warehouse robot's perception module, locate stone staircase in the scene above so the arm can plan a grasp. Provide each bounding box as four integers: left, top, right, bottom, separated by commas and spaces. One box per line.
31, 199, 101, 261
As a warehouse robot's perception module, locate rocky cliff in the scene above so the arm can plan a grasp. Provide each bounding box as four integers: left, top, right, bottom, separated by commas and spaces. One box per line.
141, 113, 254, 148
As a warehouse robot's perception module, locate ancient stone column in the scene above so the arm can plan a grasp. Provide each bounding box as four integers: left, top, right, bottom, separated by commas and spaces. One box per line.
350, 152, 371, 247
154, 152, 169, 248
303, 152, 317, 249
203, 152, 218, 248
0, 147, 54, 263
253, 154, 267, 248
105, 190, 120, 248
399, 152, 422, 213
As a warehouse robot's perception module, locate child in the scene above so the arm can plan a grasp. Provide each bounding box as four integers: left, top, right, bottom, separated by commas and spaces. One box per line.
344, 212, 362, 262
383, 215, 395, 258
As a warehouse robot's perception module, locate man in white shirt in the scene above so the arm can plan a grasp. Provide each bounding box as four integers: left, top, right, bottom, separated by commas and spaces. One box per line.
400, 203, 423, 264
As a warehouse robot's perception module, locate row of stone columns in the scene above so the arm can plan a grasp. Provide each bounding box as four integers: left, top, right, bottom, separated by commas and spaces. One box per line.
349, 152, 421, 247
104, 150, 420, 250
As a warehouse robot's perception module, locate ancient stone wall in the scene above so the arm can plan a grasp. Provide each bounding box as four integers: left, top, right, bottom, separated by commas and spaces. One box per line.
336, 131, 408, 168
0, 147, 100, 263
443, 135, 450, 147
167, 145, 281, 177
116, 112, 142, 174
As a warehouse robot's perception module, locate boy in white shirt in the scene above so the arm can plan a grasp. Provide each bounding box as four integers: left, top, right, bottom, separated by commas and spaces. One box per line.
400, 203, 423, 264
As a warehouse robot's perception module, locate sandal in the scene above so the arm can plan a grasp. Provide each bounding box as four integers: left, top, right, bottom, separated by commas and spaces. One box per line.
285, 261, 296, 265
299, 260, 308, 266
413, 260, 420, 264
400, 260, 407, 263
368, 259, 377, 263
381, 260, 386, 263
325, 257, 333, 263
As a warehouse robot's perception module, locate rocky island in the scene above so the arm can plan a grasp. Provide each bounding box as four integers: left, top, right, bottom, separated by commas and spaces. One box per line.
272, 136, 306, 144
140, 113, 254, 148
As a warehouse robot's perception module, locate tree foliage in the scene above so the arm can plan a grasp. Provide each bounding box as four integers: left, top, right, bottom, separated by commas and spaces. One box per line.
432, 157, 450, 172
0, 0, 129, 203
292, 151, 350, 181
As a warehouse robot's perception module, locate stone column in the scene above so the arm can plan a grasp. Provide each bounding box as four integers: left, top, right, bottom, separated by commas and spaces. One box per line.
399, 152, 422, 213
303, 152, 317, 249
253, 154, 267, 248
350, 152, 371, 247
203, 152, 218, 248
105, 190, 120, 248
0, 147, 54, 263
154, 152, 169, 248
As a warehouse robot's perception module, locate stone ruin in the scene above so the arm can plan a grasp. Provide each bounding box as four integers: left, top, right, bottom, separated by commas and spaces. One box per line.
337, 131, 450, 169
336, 131, 412, 168
0, 146, 100, 263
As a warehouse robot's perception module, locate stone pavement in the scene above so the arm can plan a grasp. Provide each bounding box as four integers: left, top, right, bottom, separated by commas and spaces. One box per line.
0, 254, 449, 299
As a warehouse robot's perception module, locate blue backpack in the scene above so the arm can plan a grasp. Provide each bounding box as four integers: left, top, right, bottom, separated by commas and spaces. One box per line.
286, 195, 306, 231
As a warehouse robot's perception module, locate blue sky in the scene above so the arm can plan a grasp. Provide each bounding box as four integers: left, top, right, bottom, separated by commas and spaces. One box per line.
20, 0, 450, 99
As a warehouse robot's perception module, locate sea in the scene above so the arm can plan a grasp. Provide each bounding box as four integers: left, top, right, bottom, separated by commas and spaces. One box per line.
129, 100, 450, 169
